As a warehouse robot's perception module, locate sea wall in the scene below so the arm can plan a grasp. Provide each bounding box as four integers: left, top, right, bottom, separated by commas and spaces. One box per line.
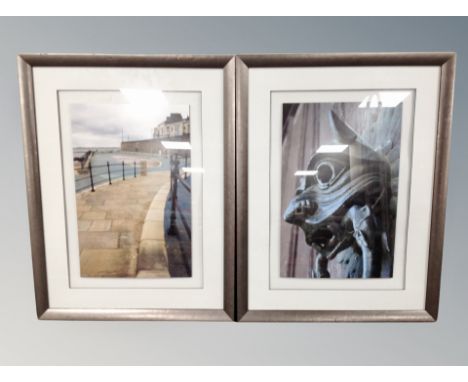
121, 138, 163, 154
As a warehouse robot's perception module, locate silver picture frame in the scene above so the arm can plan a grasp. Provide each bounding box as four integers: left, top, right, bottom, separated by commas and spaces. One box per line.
235, 52, 456, 322
18, 53, 236, 321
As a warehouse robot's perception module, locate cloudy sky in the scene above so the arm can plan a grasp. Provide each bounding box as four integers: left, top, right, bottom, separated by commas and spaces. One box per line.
70, 102, 189, 148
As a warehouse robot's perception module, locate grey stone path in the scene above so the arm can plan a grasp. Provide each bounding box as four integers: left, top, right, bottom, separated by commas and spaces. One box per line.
76, 172, 170, 277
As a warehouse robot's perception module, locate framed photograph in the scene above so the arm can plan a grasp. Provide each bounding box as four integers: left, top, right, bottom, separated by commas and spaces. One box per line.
236, 53, 456, 321
19, 54, 235, 320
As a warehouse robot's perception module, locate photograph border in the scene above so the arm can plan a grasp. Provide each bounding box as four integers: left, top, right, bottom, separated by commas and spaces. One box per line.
235, 52, 456, 322
18, 53, 236, 321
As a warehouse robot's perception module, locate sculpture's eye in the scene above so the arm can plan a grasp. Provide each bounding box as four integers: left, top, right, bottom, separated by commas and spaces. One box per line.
315, 162, 335, 188
302, 154, 348, 191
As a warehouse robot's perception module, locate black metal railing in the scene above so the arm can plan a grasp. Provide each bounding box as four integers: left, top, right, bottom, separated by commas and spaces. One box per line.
167, 154, 191, 239
75, 160, 141, 192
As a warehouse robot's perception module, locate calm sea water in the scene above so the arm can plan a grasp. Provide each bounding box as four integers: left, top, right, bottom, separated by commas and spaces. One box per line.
73, 149, 172, 192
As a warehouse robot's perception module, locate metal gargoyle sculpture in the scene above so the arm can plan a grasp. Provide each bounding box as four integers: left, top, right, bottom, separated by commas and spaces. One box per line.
284, 110, 395, 278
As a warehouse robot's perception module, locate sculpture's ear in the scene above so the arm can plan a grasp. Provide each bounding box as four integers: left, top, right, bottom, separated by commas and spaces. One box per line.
329, 110, 358, 144
328, 110, 384, 162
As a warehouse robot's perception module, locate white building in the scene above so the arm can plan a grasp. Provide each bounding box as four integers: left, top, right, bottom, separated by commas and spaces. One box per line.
153, 113, 190, 139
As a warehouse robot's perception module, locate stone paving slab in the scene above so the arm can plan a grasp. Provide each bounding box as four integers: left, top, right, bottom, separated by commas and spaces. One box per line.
80, 248, 137, 277
75, 172, 170, 277
141, 221, 165, 241
89, 220, 112, 232
79, 231, 119, 251
144, 209, 164, 222
81, 210, 107, 220
78, 220, 92, 231
137, 239, 168, 271
136, 269, 170, 278
111, 219, 139, 232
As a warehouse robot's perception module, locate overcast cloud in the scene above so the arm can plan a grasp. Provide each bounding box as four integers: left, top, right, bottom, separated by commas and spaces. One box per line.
70, 103, 189, 148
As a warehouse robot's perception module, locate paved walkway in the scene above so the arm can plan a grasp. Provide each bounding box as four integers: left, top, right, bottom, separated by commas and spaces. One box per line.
76, 171, 170, 277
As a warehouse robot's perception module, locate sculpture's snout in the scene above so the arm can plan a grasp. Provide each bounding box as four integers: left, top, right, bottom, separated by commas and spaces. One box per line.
284, 197, 317, 225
